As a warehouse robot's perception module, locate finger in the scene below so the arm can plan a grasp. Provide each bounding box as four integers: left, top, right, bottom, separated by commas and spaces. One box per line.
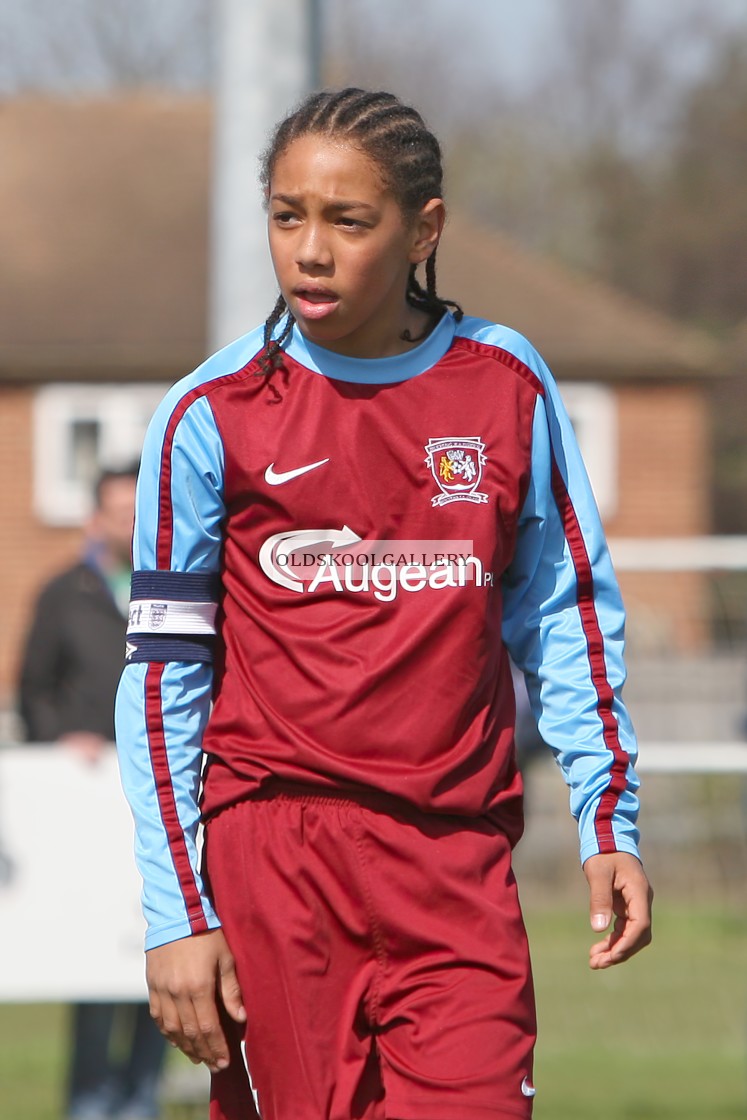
590, 910, 652, 969
607, 874, 653, 956
163, 997, 222, 1069
188, 990, 232, 1072
586, 864, 614, 933
154, 979, 228, 1071
147, 977, 179, 1047
153, 993, 200, 1062
218, 955, 247, 1024
609, 906, 652, 960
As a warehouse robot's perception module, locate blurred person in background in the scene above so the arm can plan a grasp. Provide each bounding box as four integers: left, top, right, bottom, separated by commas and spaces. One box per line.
18, 465, 167, 1120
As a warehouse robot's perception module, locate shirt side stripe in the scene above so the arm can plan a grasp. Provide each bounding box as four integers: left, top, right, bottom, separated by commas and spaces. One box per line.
144, 662, 209, 932
549, 458, 629, 852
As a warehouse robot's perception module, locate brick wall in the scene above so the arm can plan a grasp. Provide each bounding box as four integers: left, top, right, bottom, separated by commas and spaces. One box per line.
0, 389, 82, 710
607, 382, 711, 652
607, 382, 710, 538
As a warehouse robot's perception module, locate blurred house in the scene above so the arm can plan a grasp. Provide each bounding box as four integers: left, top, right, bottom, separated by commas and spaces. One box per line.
711, 318, 747, 536
0, 97, 211, 719
0, 97, 721, 714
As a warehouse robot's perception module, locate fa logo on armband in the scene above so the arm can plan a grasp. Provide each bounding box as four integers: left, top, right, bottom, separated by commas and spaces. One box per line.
424, 437, 488, 506
147, 602, 168, 630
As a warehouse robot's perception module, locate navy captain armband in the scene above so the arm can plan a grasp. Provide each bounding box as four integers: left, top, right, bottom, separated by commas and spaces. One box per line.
125, 571, 219, 663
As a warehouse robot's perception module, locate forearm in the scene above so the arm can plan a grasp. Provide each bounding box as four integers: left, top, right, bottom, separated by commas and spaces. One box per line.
523, 577, 640, 863
117, 364, 229, 947
115, 659, 220, 949
502, 365, 641, 862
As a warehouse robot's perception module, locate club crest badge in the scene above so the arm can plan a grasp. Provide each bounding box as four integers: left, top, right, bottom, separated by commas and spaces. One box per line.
424, 438, 488, 506
148, 602, 168, 630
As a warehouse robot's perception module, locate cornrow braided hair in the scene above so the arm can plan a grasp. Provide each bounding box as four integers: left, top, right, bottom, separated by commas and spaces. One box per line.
257, 87, 462, 392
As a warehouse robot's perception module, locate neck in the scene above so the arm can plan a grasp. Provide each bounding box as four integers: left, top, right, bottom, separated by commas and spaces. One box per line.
85, 541, 129, 577
400, 309, 436, 346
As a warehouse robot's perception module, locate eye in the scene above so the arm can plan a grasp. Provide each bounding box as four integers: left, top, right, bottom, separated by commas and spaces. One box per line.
336, 216, 368, 231
272, 210, 300, 227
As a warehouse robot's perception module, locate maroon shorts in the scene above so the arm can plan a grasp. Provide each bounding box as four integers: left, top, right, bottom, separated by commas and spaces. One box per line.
206, 788, 536, 1120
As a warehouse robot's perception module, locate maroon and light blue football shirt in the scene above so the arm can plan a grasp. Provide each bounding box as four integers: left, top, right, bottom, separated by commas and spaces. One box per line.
115, 313, 640, 951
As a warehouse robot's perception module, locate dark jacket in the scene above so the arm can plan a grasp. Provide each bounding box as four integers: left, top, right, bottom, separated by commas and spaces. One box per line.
19, 561, 126, 742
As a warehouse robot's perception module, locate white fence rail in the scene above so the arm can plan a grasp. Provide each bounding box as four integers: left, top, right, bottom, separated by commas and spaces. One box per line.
637, 742, 747, 773
609, 535, 747, 572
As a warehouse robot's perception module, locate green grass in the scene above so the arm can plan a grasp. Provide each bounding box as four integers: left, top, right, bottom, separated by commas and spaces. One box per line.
0, 1002, 66, 1120
0, 1003, 202, 1120
0, 903, 744, 1119
527, 903, 747, 1119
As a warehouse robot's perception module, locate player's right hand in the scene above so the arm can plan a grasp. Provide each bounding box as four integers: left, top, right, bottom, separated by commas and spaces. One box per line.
146, 928, 246, 1072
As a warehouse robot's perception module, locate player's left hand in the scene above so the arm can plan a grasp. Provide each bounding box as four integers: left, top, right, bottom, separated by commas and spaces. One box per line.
583, 852, 653, 969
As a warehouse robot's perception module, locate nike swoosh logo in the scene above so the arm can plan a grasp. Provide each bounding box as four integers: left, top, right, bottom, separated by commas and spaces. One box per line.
265, 458, 329, 485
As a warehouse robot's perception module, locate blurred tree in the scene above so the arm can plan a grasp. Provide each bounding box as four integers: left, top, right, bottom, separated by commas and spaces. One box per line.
578, 29, 747, 534
0, 0, 212, 93
561, 31, 747, 337
649, 36, 747, 330
442, 0, 744, 304
683, 38, 747, 533
575, 31, 747, 535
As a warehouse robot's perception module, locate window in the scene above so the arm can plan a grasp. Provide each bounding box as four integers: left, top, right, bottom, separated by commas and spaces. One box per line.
558, 383, 617, 520
33, 384, 168, 526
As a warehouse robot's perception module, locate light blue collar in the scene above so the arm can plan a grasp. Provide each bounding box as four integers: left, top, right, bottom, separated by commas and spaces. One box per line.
284, 312, 457, 384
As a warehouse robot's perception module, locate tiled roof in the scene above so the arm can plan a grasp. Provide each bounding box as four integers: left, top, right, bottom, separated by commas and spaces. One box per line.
0, 96, 210, 380
0, 96, 718, 382
438, 216, 717, 380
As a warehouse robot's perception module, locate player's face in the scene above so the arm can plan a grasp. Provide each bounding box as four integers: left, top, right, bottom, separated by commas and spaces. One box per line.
267, 136, 443, 359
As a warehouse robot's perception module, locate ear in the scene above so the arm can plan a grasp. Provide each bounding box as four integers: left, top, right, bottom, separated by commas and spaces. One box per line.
409, 198, 446, 265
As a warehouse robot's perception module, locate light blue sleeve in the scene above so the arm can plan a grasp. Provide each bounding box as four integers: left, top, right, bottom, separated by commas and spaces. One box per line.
499, 333, 640, 865
115, 387, 227, 950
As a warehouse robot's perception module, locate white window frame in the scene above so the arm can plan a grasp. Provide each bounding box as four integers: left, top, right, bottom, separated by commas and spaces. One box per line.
558, 382, 618, 520
33, 383, 168, 526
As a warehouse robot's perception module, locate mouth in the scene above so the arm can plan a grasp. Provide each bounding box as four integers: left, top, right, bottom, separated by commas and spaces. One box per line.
292, 286, 340, 321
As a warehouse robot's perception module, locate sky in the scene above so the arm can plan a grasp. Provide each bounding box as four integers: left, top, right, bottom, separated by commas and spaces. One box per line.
324, 0, 747, 90
2, 0, 746, 101
490, 0, 746, 87
320, 0, 747, 150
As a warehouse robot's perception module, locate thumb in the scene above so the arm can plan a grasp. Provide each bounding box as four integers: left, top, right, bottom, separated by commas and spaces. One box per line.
218, 954, 247, 1024
586, 859, 614, 932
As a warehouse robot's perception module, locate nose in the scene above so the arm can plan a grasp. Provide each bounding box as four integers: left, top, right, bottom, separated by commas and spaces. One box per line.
295, 221, 332, 271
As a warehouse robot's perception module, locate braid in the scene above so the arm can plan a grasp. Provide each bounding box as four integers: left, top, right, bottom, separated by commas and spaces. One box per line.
404, 250, 463, 339
258, 88, 462, 386
257, 294, 294, 402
